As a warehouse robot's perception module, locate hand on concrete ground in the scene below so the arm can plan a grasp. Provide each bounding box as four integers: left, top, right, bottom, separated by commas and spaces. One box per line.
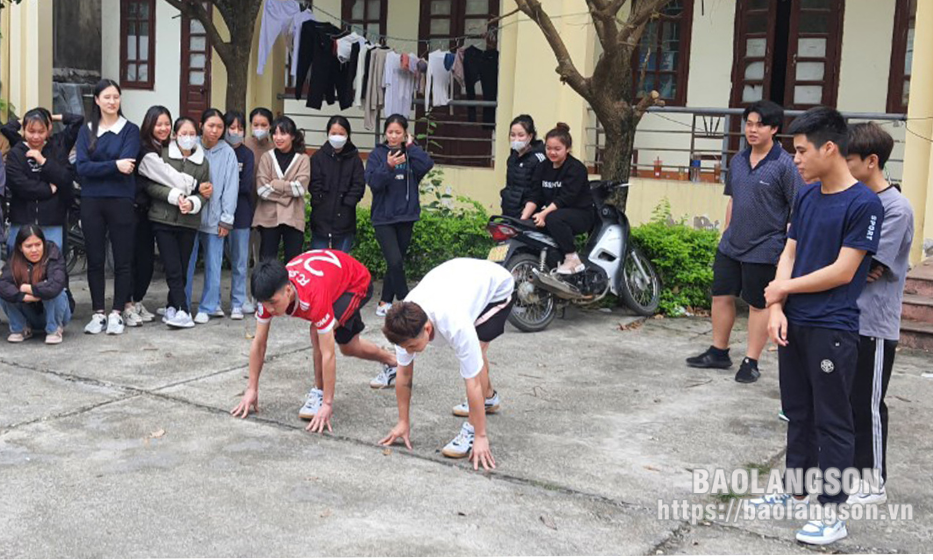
379, 421, 412, 450
471, 435, 496, 471
231, 388, 259, 418
306, 403, 333, 434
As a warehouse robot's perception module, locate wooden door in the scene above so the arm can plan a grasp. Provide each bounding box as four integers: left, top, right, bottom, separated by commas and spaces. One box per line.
782, 0, 845, 110
180, 4, 213, 122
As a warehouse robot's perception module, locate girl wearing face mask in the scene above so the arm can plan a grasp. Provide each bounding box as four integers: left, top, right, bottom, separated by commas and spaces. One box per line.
2, 107, 82, 255
308, 115, 365, 253
184, 108, 240, 325
74, 79, 141, 336
244, 107, 275, 307
138, 115, 210, 329
0, 226, 72, 344
223, 110, 255, 319
500, 114, 545, 218
253, 116, 311, 263
364, 114, 434, 317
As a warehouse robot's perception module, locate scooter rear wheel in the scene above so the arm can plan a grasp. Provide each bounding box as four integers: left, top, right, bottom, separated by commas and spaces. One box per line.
619, 244, 661, 316
505, 253, 557, 332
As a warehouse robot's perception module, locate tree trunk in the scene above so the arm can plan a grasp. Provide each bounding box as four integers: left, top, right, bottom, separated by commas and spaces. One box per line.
223, 48, 250, 114
592, 103, 638, 213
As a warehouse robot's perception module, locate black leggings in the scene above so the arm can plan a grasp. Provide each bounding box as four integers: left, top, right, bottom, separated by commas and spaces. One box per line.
374, 221, 414, 303
544, 207, 594, 255
82, 197, 136, 312
132, 209, 155, 303
153, 223, 197, 312
258, 225, 304, 263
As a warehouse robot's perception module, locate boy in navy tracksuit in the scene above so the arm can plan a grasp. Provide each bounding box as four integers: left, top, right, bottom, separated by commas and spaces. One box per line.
756, 108, 883, 546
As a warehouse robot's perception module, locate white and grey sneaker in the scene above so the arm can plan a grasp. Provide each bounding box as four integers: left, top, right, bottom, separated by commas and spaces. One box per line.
442, 422, 475, 459
106, 312, 125, 335
161, 307, 178, 324
452, 391, 501, 417
136, 302, 156, 322
84, 313, 107, 335
298, 388, 324, 420
796, 519, 847, 545
167, 310, 196, 329
242, 300, 256, 315
194, 312, 210, 324
211, 309, 226, 318
370, 364, 397, 388
230, 307, 245, 320
847, 480, 887, 505
375, 302, 392, 317
748, 493, 809, 508
122, 307, 143, 327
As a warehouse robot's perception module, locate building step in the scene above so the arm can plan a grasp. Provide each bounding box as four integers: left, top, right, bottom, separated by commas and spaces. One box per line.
902, 294, 933, 323
900, 320, 933, 352
905, 259, 933, 297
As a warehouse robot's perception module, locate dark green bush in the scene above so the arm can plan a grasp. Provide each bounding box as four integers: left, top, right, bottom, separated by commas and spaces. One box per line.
630, 199, 720, 316
303, 169, 495, 280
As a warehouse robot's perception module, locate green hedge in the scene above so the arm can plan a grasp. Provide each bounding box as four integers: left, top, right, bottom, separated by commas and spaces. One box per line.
303, 169, 496, 280
630, 199, 720, 316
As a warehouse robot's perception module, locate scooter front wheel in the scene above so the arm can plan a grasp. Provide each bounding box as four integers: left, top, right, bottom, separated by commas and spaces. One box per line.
619, 244, 661, 316
505, 253, 556, 332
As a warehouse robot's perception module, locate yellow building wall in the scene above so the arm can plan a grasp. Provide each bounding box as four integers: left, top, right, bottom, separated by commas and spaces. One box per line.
2, 0, 52, 116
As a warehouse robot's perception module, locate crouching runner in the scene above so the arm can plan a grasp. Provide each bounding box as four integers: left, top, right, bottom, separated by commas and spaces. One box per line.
379, 258, 515, 470
231, 250, 398, 432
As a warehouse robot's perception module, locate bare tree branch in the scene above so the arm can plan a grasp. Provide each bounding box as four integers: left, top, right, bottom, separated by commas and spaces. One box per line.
160, 0, 231, 61
619, 0, 670, 47
513, 0, 591, 98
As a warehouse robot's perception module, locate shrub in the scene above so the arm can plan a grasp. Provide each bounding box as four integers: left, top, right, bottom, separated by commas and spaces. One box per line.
304, 169, 495, 280
630, 199, 719, 316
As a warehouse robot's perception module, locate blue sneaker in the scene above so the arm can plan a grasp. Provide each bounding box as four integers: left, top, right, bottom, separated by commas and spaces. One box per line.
748, 493, 809, 507
796, 519, 847, 545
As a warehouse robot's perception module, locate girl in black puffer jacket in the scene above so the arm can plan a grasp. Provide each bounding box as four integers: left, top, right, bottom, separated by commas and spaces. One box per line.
309, 115, 366, 253
500, 114, 546, 218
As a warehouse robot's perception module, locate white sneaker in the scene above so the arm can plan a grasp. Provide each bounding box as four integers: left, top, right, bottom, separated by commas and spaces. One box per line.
122, 308, 143, 327
298, 388, 324, 420
748, 493, 809, 507
556, 253, 585, 275
847, 480, 887, 505
442, 422, 475, 459
167, 310, 196, 329
230, 307, 245, 320
136, 303, 156, 322
796, 519, 847, 545
161, 307, 177, 324
242, 300, 255, 314
211, 309, 226, 318
194, 312, 210, 324
106, 312, 125, 335
84, 313, 107, 335
452, 391, 500, 417
370, 364, 397, 388
375, 302, 392, 317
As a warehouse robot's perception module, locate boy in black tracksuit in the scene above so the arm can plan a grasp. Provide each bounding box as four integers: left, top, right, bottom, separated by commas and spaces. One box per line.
759, 108, 883, 546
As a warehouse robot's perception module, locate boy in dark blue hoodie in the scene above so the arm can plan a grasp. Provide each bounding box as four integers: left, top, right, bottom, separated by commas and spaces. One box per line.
363, 114, 434, 328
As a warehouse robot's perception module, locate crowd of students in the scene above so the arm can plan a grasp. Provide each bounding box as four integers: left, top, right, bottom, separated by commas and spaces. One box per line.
0, 76, 917, 543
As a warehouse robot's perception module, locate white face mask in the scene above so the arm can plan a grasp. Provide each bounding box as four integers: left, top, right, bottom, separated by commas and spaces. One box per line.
253, 128, 268, 140
226, 131, 244, 146
511, 140, 528, 152
328, 134, 348, 150
177, 135, 198, 151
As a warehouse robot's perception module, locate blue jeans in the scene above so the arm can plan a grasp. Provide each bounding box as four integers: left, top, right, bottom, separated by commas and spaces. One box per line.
186, 231, 224, 314
0, 290, 72, 334
225, 228, 250, 309
310, 233, 354, 253
7, 224, 64, 255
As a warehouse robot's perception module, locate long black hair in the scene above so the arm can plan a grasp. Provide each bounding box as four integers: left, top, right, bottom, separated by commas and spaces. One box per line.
326, 115, 352, 139
200, 108, 226, 132
140, 105, 173, 155
510, 114, 537, 141
87, 79, 124, 153
271, 116, 305, 153
383, 114, 409, 133
11, 225, 50, 286
224, 110, 247, 132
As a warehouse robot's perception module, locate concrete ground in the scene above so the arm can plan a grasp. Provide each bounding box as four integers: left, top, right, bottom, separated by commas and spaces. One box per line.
1, 272, 931, 557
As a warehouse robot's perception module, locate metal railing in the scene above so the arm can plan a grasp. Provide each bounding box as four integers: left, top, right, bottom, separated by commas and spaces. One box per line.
586, 106, 908, 183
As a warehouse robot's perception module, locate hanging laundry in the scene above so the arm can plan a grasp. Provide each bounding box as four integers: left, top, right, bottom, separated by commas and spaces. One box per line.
354, 43, 376, 107
335, 32, 366, 63
334, 41, 363, 110
295, 20, 342, 109
257, 0, 301, 75
463, 45, 498, 127
289, 8, 317, 79
425, 50, 453, 110
383, 51, 417, 119
364, 48, 391, 130
452, 47, 466, 90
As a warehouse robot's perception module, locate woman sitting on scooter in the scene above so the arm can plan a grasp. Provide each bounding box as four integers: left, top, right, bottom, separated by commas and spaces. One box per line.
520, 122, 594, 275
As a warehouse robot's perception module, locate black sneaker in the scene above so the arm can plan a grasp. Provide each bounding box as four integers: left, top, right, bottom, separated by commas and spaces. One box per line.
686, 347, 732, 369
734, 358, 761, 383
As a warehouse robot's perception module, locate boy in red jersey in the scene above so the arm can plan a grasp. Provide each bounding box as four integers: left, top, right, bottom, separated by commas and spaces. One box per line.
231, 250, 397, 433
